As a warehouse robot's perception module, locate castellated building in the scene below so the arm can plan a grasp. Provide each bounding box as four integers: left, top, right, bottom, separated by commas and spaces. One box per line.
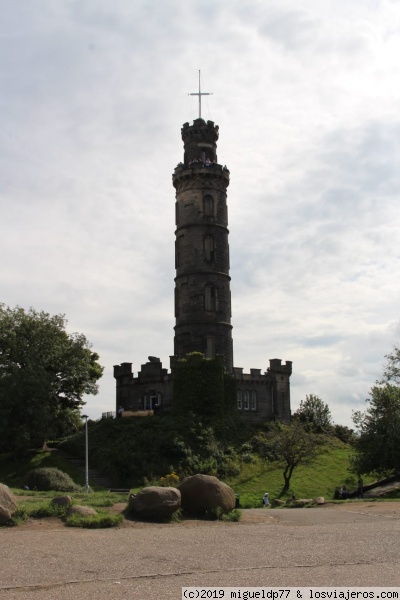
114, 118, 292, 423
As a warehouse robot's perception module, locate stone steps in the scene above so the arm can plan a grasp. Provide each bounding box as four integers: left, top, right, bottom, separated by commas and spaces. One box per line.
60, 453, 113, 489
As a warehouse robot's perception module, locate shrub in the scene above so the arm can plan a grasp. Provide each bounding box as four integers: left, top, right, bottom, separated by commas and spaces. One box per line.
26, 467, 80, 492
204, 507, 242, 521
158, 472, 180, 487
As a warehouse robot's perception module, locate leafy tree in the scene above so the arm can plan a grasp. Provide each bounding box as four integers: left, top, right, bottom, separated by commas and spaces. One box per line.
270, 422, 321, 495
0, 305, 103, 456
380, 346, 400, 385
294, 394, 332, 431
352, 384, 400, 476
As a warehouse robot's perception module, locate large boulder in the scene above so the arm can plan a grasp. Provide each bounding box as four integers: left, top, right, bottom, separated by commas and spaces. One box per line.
0, 484, 18, 524
178, 474, 236, 515
51, 495, 73, 508
69, 505, 97, 516
128, 486, 181, 519
271, 498, 285, 507
0, 506, 12, 525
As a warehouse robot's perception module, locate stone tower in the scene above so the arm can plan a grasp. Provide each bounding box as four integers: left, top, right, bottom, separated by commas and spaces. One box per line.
113, 116, 292, 423
172, 119, 233, 371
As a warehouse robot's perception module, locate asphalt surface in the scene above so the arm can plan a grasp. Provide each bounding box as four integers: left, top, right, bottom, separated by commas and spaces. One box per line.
1, 504, 400, 599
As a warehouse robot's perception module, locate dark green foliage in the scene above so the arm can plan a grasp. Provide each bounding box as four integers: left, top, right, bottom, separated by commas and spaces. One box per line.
379, 346, 400, 386
294, 394, 332, 432
26, 467, 80, 492
333, 424, 354, 443
0, 305, 103, 456
172, 353, 237, 419
60, 412, 245, 486
352, 384, 400, 476
203, 507, 242, 521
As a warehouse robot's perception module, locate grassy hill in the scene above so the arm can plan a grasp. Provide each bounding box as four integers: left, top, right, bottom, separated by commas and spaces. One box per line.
0, 424, 363, 506
0, 450, 86, 489
226, 436, 357, 507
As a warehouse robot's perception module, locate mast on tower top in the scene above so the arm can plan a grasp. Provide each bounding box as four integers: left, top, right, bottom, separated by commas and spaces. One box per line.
188, 70, 213, 119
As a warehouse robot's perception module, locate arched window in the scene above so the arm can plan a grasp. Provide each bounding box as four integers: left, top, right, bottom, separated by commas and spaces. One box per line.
203, 195, 214, 217
237, 391, 243, 410
204, 284, 217, 311
205, 335, 215, 359
174, 287, 179, 317
251, 391, 257, 411
244, 391, 250, 411
204, 235, 215, 262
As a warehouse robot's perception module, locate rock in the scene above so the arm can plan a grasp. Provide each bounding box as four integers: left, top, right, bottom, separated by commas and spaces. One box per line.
314, 496, 325, 505
178, 474, 235, 516
0, 505, 12, 525
271, 498, 285, 507
129, 486, 181, 518
69, 505, 97, 516
0, 483, 18, 524
291, 498, 314, 508
51, 495, 73, 507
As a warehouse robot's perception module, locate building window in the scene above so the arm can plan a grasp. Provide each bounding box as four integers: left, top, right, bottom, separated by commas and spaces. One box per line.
175, 235, 183, 268
251, 391, 257, 411
244, 391, 250, 410
204, 284, 217, 311
174, 288, 179, 317
205, 335, 215, 359
203, 195, 214, 217
237, 390, 242, 410
204, 235, 215, 262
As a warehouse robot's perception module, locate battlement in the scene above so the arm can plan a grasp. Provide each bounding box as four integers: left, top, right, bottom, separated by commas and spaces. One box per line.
113, 362, 133, 378
268, 358, 293, 375
182, 119, 219, 139
181, 119, 219, 165
234, 359, 292, 381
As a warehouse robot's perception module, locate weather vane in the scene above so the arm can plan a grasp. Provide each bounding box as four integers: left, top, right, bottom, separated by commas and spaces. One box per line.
188, 70, 213, 119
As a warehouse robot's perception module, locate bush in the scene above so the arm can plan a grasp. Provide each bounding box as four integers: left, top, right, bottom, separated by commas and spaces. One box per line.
26, 467, 80, 492
204, 507, 242, 521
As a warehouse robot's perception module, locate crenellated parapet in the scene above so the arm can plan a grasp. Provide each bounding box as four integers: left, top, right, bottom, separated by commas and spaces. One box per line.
181, 119, 219, 165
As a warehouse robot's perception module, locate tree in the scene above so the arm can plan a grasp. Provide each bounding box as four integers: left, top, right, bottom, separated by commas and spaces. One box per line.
352, 384, 400, 476
0, 304, 103, 455
294, 394, 332, 431
270, 422, 321, 495
380, 346, 400, 386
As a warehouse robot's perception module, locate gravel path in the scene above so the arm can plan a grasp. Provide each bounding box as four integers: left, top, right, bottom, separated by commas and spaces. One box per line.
1, 502, 400, 599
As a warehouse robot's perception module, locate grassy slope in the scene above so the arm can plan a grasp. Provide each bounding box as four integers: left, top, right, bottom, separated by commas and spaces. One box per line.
0, 450, 85, 488
0, 436, 371, 508
226, 437, 363, 507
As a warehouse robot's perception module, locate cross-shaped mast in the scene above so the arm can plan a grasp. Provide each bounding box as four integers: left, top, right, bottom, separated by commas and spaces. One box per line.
188, 70, 213, 119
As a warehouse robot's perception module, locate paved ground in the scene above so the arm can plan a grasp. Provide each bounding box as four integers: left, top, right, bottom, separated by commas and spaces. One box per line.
1, 502, 400, 599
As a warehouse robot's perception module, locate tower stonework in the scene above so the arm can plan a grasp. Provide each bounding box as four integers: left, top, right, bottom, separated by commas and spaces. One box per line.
173, 119, 233, 371
113, 117, 292, 423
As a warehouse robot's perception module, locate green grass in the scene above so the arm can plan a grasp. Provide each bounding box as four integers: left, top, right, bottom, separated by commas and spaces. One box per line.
64, 513, 124, 528
0, 450, 86, 488
0, 435, 393, 515
4, 494, 126, 528
226, 436, 374, 507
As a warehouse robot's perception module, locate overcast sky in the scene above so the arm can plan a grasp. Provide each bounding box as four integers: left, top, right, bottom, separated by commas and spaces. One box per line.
1, 0, 399, 427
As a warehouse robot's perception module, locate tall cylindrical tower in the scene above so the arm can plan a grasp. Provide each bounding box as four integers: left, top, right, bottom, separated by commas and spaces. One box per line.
172, 118, 233, 372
